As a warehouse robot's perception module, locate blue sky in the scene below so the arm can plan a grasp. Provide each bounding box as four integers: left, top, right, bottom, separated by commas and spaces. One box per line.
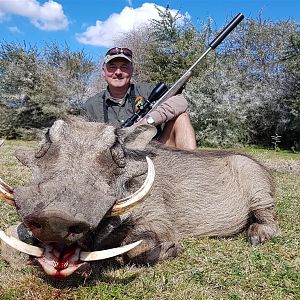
0, 0, 299, 62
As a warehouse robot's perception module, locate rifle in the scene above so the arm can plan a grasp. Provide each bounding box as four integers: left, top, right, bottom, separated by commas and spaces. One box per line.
122, 13, 244, 128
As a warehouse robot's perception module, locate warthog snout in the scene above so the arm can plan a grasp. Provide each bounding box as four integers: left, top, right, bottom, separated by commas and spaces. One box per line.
23, 210, 90, 244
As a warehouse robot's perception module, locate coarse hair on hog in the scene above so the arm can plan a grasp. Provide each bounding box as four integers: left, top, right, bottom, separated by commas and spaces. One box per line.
0, 117, 280, 278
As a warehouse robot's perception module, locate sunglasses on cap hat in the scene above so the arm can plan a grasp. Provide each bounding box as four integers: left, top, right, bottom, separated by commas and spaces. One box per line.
104, 47, 133, 64
105, 47, 133, 57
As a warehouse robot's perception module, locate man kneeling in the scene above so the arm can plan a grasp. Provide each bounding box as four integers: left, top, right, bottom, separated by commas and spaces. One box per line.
82, 47, 197, 151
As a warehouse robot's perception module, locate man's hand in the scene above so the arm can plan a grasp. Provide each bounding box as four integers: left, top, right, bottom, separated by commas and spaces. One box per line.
134, 117, 147, 126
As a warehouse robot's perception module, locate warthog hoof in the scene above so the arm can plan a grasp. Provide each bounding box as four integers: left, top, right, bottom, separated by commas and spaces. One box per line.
247, 223, 281, 245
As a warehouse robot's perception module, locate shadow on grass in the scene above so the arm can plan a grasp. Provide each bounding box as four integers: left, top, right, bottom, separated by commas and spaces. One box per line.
40, 259, 140, 289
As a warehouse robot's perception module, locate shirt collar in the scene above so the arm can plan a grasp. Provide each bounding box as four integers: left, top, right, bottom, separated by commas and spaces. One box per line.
104, 85, 131, 106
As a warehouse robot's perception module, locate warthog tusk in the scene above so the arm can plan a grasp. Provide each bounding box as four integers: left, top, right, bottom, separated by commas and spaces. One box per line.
0, 230, 142, 261
0, 178, 15, 206
0, 229, 142, 262
0, 178, 13, 194
0, 141, 15, 206
106, 156, 155, 217
80, 240, 142, 261
0, 230, 43, 257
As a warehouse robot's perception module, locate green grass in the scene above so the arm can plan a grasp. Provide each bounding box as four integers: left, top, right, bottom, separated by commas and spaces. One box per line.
236, 146, 300, 162
0, 141, 299, 300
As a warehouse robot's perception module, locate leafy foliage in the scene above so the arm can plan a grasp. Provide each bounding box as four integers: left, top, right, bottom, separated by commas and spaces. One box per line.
186, 17, 300, 149
144, 7, 204, 85
0, 42, 95, 139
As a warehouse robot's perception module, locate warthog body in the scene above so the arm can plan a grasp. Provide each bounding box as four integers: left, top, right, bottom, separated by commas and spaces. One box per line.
1, 117, 280, 277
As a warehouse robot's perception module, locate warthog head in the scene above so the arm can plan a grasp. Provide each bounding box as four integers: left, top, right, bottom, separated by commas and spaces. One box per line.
0, 117, 157, 277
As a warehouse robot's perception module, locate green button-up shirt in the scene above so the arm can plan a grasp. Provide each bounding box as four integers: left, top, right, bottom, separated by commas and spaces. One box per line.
82, 83, 156, 127
82, 82, 188, 127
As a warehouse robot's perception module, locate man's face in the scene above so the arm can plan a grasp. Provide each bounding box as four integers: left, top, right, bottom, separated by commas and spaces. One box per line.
103, 58, 133, 89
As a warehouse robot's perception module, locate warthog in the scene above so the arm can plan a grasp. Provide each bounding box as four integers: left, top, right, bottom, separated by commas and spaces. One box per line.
0, 117, 280, 278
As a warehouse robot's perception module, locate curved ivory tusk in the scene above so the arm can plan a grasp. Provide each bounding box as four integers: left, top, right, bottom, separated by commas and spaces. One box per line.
0, 178, 13, 193
0, 178, 15, 206
80, 240, 142, 262
0, 230, 142, 263
0, 230, 43, 257
107, 156, 155, 217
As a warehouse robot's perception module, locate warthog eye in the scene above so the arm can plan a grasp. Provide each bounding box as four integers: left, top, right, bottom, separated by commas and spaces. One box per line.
27, 220, 42, 230
68, 224, 89, 235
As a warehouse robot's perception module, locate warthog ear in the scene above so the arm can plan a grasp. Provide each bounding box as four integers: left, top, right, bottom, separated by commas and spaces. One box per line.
49, 119, 67, 142
15, 150, 35, 167
118, 125, 157, 151
15, 120, 66, 165
15, 125, 53, 165
34, 129, 51, 158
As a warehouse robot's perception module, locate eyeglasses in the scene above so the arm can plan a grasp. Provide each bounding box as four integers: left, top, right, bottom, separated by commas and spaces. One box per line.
105, 47, 133, 58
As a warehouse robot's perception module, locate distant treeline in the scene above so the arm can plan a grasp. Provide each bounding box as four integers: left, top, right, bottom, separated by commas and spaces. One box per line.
0, 8, 299, 150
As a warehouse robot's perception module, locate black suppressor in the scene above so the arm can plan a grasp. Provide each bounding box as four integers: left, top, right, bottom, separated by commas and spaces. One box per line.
209, 13, 244, 49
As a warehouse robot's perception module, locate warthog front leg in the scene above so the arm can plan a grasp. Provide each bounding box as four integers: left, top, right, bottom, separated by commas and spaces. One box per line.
121, 223, 182, 265
247, 207, 281, 245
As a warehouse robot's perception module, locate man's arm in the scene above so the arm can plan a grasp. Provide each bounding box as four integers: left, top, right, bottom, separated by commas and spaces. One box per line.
146, 94, 188, 125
